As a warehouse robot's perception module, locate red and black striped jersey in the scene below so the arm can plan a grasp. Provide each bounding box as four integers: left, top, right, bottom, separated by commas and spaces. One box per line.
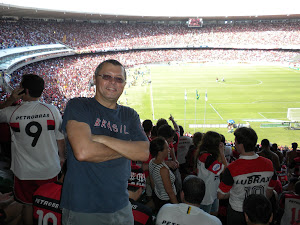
33, 181, 63, 225
197, 152, 225, 205
218, 154, 276, 212
130, 198, 153, 225
280, 193, 300, 225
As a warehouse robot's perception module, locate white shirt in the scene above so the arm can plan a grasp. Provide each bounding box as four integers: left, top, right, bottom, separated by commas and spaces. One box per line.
155, 203, 222, 225
218, 154, 275, 212
177, 136, 193, 164
280, 193, 300, 225
224, 144, 233, 163
197, 153, 224, 205
0, 101, 64, 179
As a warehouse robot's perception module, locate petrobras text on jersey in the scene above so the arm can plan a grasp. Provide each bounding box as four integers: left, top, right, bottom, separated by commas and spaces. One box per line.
15, 114, 50, 120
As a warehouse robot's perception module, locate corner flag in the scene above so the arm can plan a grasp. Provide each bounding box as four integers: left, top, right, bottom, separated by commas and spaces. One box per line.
205, 91, 208, 101
185, 89, 187, 101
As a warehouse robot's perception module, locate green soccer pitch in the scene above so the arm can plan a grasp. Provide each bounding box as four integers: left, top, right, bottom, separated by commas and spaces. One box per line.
120, 63, 300, 146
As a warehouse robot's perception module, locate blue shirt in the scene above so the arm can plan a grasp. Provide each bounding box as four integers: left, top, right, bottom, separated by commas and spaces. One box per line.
60, 98, 148, 213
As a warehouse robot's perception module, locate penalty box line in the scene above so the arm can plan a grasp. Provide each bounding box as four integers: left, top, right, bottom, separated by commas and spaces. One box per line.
209, 104, 224, 120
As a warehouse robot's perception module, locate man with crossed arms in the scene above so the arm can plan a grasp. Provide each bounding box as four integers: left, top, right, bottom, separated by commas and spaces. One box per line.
60, 59, 149, 225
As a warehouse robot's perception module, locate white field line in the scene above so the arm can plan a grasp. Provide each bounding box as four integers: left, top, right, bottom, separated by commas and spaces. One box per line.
286, 67, 300, 73
150, 74, 155, 121
209, 104, 224, 120
258, 112, 267, 119
258, 111, 287, 120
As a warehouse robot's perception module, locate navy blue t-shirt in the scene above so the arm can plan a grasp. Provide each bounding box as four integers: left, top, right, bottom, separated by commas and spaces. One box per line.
60, 98, 148, 213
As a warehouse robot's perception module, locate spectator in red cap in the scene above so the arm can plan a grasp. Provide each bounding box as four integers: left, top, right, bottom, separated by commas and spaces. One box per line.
128, 164, 153, 225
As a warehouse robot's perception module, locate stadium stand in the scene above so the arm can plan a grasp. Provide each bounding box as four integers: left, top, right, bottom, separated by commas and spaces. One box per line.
1, 20, 300, 51
1, 16, 300, 225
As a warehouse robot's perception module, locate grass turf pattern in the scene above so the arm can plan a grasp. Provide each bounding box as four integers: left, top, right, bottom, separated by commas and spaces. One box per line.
120, 63, 300, 146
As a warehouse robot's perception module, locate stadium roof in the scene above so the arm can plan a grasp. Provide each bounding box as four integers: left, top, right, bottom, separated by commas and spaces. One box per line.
0, 0, 300, 21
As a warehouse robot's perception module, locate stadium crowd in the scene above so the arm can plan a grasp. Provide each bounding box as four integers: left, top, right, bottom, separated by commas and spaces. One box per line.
0, 18, 300, 225
0, 107, 299, 224
1, 20, 300, 50
3, 48, 297, 113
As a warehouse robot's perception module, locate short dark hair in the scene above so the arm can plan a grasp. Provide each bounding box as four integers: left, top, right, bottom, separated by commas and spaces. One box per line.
151, 126, 158, 138
157, 124, 175, 140
94, 59, 126, 80
182, 175, 205, 205
150, 137, 166, 158
261, 139, 270, 148
292, 142, 298, 149
156, 118, 168, 130
271, 143, 278, 151
243, 194, 272, 224
234, 127, 258, 152
142, 119, 153, 133
192, 132, 203, 147
21, 74, 44, 98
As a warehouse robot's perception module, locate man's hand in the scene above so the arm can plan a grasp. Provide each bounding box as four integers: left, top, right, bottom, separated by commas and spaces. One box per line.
0, 192, 12, 202
169, 114, 179, 132
60, 156, 65, 168
0, 192, 14, 208
0, 87, 24, 109
169, 114, 174, 122
165, 161, 179, 170
10, 87, 25, 101
219, 142, 225, 154
218, 142, 228, 167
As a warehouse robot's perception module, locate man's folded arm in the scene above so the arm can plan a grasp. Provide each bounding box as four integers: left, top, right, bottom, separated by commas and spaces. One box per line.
66, 120, 122, 163
92, 135, 149, 162
66, 120, 149, 162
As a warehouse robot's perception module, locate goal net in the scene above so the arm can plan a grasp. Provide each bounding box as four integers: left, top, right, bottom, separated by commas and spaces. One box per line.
287, 108, 300, 122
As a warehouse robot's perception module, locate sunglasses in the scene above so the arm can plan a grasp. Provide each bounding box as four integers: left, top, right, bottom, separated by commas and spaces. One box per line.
98, 74, 125, 84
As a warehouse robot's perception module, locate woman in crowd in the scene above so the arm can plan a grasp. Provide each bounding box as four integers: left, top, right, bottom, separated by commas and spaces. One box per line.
181, 132, 203, 178
149, 137, 178, 213
195, 131, 227, 215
